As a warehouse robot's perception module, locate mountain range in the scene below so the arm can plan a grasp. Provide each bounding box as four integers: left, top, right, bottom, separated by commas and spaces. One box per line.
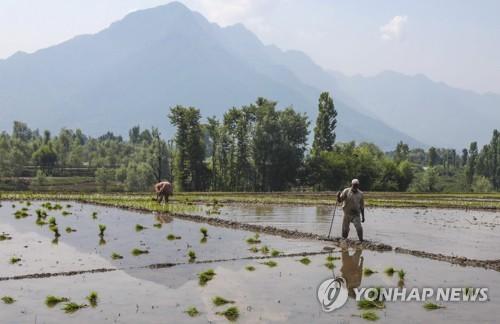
0, 2, 498, 150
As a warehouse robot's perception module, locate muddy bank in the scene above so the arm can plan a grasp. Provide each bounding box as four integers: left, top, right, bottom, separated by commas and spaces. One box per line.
394, 247, 500, 272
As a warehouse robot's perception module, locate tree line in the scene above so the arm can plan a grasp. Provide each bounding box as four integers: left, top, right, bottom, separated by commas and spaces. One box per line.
0, 92, 499, 192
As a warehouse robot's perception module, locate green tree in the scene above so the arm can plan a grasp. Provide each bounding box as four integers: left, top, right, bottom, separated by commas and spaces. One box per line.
169, 106, 207, 191
312, 92, 337, 155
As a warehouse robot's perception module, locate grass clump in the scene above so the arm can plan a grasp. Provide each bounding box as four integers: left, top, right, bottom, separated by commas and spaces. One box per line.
271, 249, 281, 257
65, 227, 76, 233
91, 212, 98, 220
131, 248, 149, 256
260, 245, 270, 254
216, 306, 239, 322
361, 310, 379, 321
1, 296, 15, 304
423, 302, 445, 310
48, 216, 57, 226
188, 250, 196, 262
86, 291, 98, 307
166, 234, 181, 240
0, 233, 12, 241
10, 257, 21, 264
299, 257, 311, 265
326, 255, 339, 262
357, 299, 385, 310
384, 267, 396, 277
61, 211, 72, 216
200, 227, 208, 237
248, 246, 259, 253
98, 224, 106, 236
62, 302, 88, 313
363, 268, 377, 276
14, 209, 29, 219
261, 260, 277, 268
185, 306, 200, 317
325, 262, 335, 270
245, 265, 256, 271
135, 224, 147, 231
212, 296, 235, 306
45, 295, 69, 308
246, 233, 261, 244
111, 252, 123, 260
153, 223, 162, 228
198, 269, 216, 286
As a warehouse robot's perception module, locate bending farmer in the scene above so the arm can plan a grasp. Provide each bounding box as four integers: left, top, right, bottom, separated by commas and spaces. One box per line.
337, 179, 365, 242
154, 181, 173, 204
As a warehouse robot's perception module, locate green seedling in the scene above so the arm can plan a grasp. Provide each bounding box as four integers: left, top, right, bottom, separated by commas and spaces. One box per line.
200, 227, 208, 238
299, 257, 311, 265
61, 211, 72, 216
48, 217, 57, 226
248, 246, 259, 253
65, 227, 76, 233
14, 210, 29, 218
384, 267, 396, 277
212, 296, 235, 306
246, 233, 261, 244
167, 234, 181, 240
260, 245, 270, 254
357, 299, 385, 310
91, 212, 98, 220
36, 209, 48, 219
66, 204, 72, 208
245, 265, 256, 271
86, 291, 98, 307
49, 224, 61, 237
111, 252, 123, 260
188, 250, 196, 262
62, 302, 88, 314
1, 296, 15, 304
361, 310, 379, 321
185, 306, 200, 317
397, 269, 406, 280
153, 223, 162, 228
131, 248, 149, 256
45, 295, 69, 308
98, 224, 106, 236
326, 255, 339, 262
0, 233, 12, 241
363, 268, 377, 276
36, 217, 47, 226
216, 306, 239, 322
261, 260, 277, 268
135, 224, 146, 231
53, 204, 63, 210
423, 302, 445, 310
198, 269, 216, 286
325, 262, 335, 270
271, 249, 281, 257
10, 257, 21, 264
200, 237, 207, 244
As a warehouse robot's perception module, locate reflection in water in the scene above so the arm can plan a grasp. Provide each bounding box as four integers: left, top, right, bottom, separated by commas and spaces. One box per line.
255, 205, 274, 216
315, 206, 333, 218
340, 249, 364, 298
155, 214, 173, 224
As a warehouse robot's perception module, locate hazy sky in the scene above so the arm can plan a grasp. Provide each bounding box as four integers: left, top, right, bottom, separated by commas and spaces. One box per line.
1, 0, 499, 94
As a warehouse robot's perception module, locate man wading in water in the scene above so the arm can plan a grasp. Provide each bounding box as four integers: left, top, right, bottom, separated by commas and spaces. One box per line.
337, 179, 365, 242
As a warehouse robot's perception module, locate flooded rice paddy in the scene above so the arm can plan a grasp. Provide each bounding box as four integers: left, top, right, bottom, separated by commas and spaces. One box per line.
195, 205, 500, 260
0, 201, 498, 323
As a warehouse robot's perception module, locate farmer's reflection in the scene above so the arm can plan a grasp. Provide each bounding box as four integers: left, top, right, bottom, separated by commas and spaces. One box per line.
340, 248, 363, 298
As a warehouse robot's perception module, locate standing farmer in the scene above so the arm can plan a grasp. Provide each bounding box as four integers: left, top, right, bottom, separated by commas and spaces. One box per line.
337, 179, 365, 242
154, 181, 173, 204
